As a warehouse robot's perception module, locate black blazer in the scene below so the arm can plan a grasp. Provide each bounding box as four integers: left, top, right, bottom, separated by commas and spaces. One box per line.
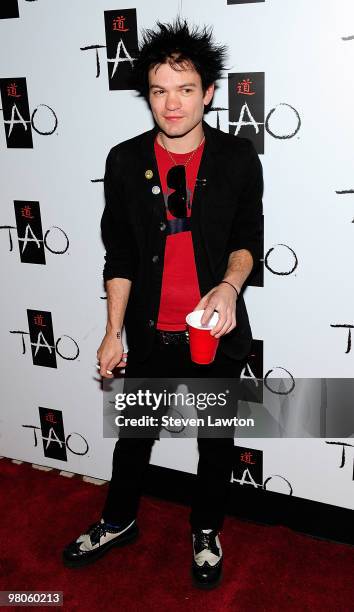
101, 119, 263, 362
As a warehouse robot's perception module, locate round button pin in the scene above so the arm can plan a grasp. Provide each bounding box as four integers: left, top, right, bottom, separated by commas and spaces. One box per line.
145, 169, 153, 179
152, 185, 161, 195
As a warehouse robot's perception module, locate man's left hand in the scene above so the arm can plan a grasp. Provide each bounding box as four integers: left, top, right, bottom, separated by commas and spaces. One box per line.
193, 283, 237, 338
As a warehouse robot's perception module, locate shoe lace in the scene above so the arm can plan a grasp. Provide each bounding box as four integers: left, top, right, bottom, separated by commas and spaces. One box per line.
88, 520, 107, 546
77, 520, 107, 548
194, 530, 219, 557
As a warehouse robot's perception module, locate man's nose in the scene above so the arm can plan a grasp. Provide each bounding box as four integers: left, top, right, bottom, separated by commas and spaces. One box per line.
165, 92, 181, 111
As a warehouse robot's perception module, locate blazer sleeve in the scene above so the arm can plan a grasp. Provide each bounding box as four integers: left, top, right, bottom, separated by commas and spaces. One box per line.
227, 139, 264, 273
100, 146, 137, 282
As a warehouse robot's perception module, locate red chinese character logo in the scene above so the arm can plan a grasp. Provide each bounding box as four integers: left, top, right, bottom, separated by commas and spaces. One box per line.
45, 411, 57, 424
112, 15, 129, 32
236, 79, 255, 96
33, 314, 46, 327
240, 451, 256, 465
7, 82, 21, 98
21, 205, 34, 219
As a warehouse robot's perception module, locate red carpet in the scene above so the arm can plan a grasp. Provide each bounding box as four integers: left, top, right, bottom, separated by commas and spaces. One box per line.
0, 457, 353, 612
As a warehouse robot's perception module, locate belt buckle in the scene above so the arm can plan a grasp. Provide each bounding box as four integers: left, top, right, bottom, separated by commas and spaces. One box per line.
162, 331, 170, 345
158, 330, 189, 345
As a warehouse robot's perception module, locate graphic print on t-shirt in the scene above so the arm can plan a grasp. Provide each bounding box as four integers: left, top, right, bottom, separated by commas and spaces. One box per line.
162, 181, 192, 235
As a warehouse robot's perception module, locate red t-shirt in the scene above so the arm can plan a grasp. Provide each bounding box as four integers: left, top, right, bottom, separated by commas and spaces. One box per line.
154, 136, 204, 331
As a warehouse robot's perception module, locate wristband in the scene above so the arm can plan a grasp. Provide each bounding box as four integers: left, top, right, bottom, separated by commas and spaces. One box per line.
220, 280, 239, 299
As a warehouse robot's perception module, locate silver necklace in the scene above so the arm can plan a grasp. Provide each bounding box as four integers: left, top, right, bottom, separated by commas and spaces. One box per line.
159, 132, 205, 167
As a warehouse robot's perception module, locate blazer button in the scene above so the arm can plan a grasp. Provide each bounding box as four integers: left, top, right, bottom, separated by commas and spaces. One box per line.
148, 319, 155, 327
159, 222, 166, 231
152, 255, 159, 263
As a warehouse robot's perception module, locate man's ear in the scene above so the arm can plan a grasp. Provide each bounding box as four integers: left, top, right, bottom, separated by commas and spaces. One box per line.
203, 83, 215, 106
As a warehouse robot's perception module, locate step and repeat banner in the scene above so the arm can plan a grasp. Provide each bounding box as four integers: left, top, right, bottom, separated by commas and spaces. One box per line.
0, 0, 353, 512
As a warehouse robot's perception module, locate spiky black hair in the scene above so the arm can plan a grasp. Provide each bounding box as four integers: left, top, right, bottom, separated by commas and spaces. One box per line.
132, 17, 228, 98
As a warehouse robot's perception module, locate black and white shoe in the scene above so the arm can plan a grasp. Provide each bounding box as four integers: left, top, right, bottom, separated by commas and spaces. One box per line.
191, 528, 223, 589
62, 518, 138, 568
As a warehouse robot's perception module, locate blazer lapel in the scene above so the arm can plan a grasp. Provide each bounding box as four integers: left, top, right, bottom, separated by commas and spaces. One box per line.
138, 126, 167, 226
191, 120, 219, 224
192, 120, 224, 277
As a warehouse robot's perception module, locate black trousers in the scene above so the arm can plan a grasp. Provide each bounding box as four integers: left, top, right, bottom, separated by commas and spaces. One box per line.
102, 337, 244, 531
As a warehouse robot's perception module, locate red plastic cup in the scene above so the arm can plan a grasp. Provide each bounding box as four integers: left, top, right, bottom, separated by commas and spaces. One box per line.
185, 309, 220, 365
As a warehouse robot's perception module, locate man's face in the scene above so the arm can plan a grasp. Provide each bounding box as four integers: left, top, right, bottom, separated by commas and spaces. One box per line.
148, 60, 214, 138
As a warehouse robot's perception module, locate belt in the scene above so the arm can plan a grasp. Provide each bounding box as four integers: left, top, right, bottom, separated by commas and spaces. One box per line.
156, 329, 190, 345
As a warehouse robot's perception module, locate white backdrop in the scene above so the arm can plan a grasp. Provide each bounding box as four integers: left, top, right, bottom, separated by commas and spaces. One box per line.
0, 0, 353, 512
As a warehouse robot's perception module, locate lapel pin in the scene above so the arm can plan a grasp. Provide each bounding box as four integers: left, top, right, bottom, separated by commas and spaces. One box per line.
152, 185, 161, 195
145, 169, 153, 179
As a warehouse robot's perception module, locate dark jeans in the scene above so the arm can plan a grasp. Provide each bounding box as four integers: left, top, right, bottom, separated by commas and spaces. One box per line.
102, 337, 244, 531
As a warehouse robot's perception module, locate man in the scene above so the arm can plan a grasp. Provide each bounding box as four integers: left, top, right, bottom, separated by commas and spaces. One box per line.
63, 19, 263, 589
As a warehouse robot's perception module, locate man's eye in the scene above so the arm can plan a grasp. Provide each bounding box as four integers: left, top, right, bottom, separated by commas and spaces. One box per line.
154, 90, 164, 95
183, 88, 192, 93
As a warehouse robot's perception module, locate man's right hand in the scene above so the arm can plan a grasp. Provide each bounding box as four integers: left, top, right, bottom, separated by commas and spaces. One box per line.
96, 332, 127, 379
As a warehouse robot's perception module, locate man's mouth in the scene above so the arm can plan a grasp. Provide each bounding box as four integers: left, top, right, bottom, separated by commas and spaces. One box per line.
164, 116, 184, 121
